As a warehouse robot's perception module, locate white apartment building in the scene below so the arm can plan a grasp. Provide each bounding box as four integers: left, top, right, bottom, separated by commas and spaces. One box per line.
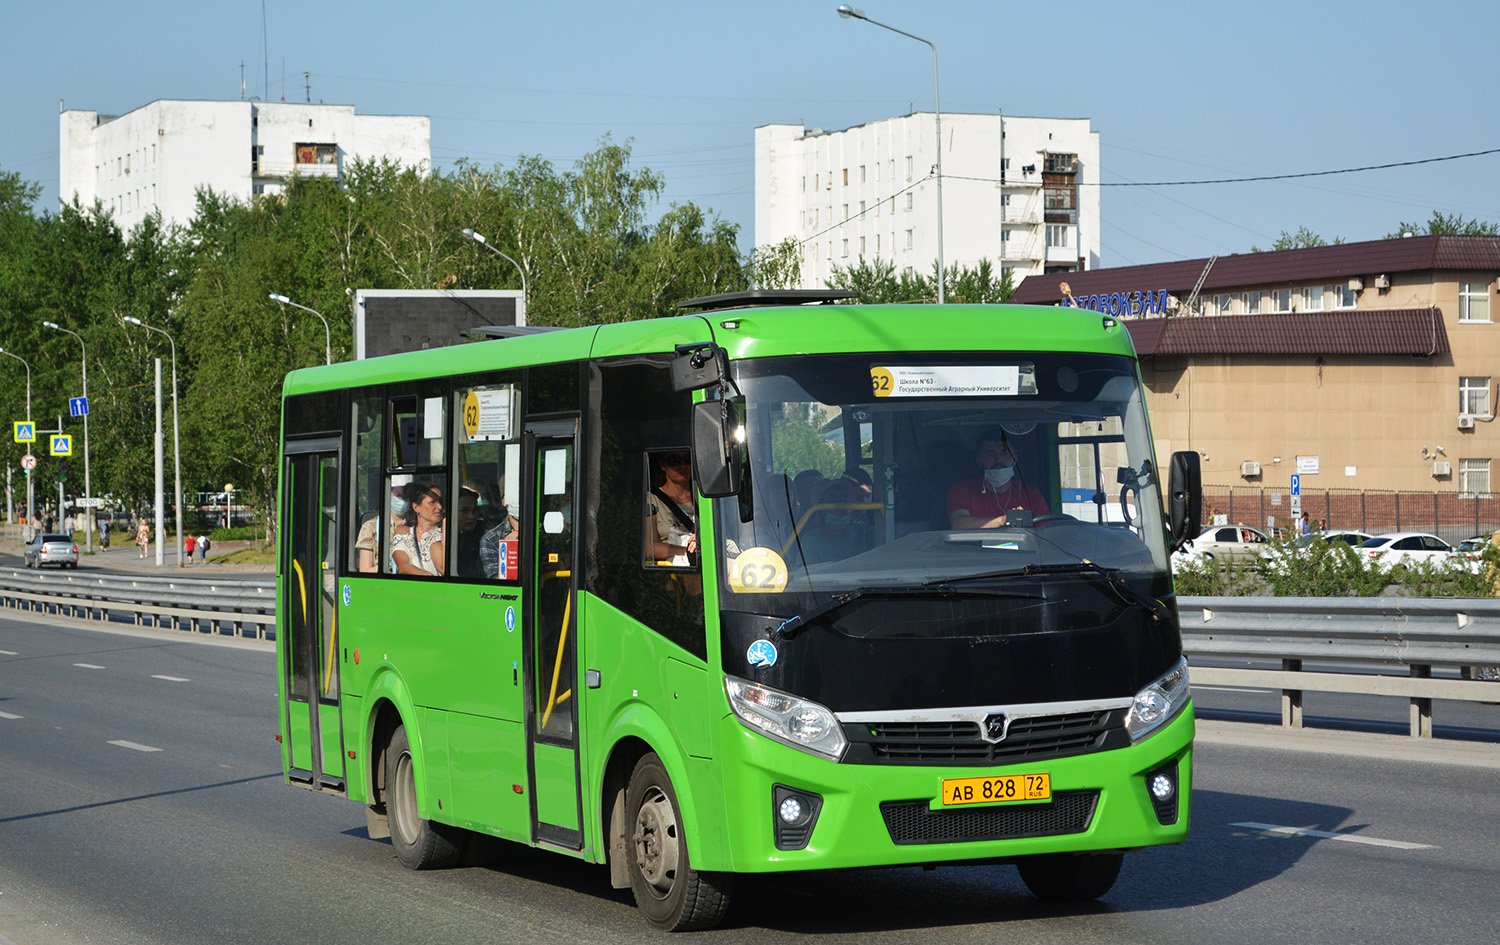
755, 113, 1100, 291
60, 99, 430, 232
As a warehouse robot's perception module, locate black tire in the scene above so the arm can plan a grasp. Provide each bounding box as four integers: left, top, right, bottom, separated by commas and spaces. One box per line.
625, 753, 732, 931
385, 723, 464, 870
1017, 852, 1123, 901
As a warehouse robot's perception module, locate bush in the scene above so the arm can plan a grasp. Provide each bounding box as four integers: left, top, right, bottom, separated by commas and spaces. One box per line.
1171, 554, 1265, 597
1259, 538, 1388, 597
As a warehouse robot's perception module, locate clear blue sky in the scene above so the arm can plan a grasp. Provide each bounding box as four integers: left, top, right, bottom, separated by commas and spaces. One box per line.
5, 0, 1497, 269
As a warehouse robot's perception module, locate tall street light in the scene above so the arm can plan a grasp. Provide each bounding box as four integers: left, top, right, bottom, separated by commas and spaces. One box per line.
837, 4, 945, 304
0, 348, 32, 542
461, 228, 529, 320
269, 293, 332, 365
124, 317, 184, 568
43, 321, 93, 552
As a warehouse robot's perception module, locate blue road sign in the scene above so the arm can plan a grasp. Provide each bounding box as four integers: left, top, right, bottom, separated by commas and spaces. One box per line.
69, 396, 89, 418
1290, 474, 1301, 496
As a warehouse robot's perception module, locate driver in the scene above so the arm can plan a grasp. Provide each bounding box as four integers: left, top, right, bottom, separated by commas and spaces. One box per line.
947, 429, 1050, 528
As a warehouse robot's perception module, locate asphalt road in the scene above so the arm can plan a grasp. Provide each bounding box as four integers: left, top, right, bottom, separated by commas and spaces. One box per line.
1, 614, 1497, 945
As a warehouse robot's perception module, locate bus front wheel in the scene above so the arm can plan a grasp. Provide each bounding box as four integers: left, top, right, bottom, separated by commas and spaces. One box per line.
625, 753, 733, 931
1016, 852, 1123, 901
386, 724, 464, 870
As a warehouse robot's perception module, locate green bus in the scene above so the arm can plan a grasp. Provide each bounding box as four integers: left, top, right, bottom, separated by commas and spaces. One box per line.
275, 292, 1202, 931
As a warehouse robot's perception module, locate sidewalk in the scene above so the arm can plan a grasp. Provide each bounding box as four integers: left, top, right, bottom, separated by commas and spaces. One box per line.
2, 527, 273, 575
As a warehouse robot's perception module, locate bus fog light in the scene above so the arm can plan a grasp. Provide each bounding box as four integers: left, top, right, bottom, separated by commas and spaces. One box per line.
772, 785, 822, 850
1150, 773, 1174, 800
1144, 762, 1180, 825
778, 796, 804, 824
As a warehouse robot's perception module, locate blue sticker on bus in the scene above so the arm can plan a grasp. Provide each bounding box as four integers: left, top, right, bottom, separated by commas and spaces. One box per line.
747, 639, 778, 668
342, 584, 351, 606
506, 606, 516, 633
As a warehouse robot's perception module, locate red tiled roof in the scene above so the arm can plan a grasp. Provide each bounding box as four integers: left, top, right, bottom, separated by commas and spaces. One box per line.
1125, 309, 1449, 357
1010, 235, 1500, 304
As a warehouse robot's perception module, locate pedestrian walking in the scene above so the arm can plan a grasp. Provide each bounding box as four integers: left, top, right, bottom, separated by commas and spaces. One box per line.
183, 533, 196, 564
136, 520, 150, 557
198, 533, 210, 563
100, 518, 110, 551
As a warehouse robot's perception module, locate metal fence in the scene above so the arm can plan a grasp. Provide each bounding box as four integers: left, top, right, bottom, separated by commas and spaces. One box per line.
1203, 485, 1500, 544
0, 569, 276, 639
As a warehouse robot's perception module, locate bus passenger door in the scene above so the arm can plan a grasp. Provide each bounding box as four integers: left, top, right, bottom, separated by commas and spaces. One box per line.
525, 420, 585, 849
281, 442, 347, 793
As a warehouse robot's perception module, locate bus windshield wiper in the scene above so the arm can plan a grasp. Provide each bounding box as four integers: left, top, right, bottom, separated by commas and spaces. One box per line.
771, 584, 1042, 640
924, 560, 1173, 624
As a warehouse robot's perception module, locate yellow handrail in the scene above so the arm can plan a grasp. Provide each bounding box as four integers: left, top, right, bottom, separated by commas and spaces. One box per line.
780, 502, 884, 558
540, 570, 573, 729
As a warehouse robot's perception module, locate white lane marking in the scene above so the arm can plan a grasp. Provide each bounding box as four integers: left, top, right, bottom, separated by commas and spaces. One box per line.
0, 649, 18, 655
1195, 685, 1269, 694
0, 711, 22, 720
1232, 822, 1434, 850
108, 740, 163, 753
73, 663, 106, 670
151, 675, 190, 682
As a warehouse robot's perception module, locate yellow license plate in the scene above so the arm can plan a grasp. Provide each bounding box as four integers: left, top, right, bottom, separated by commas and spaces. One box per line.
941, 773, 1051, 806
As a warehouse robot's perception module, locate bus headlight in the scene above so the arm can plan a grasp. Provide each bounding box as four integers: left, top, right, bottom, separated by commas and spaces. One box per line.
725, 678, 847, 761
1125, 657, 1190, 742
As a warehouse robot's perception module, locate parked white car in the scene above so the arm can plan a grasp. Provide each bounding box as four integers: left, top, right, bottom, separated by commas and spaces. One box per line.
1175, 525, 1271, 563
1359, 533, 1467, 571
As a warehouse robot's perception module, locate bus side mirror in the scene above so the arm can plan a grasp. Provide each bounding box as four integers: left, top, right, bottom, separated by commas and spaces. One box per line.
1168, 450, 1201, 551
671, 344, 728, 393
692, 398, 743, 498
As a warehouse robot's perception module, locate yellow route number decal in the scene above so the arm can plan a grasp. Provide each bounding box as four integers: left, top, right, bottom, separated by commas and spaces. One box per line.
728, 547, 789, 594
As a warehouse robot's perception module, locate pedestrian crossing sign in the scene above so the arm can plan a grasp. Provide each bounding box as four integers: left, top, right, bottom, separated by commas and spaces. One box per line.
51, 434, 72, 456
13, 421, 34, 443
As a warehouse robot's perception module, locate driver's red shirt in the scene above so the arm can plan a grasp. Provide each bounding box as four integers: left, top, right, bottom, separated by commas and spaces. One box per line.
947, 478, 1050, 523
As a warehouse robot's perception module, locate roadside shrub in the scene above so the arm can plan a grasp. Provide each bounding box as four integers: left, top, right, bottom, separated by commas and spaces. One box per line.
1171, 554, 1264, 597
1259, 538, 1388, 597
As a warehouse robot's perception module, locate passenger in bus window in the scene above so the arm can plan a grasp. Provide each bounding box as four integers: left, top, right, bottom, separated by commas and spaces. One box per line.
799, 478, 875, 563
453, 487, 487, 579
392, 482, 445, 576
947, 429, 1049, 528
647, 451, 697, 566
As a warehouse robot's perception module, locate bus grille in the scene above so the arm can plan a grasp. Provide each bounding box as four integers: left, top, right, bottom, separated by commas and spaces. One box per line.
880, 791, 1098, 845
847, 710, 1124, 766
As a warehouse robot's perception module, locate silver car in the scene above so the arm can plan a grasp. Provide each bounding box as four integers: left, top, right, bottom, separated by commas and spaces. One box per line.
24, 533, 79, 569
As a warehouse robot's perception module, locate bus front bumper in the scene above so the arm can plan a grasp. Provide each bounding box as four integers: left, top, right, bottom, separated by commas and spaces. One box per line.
714, 705, 1193, 873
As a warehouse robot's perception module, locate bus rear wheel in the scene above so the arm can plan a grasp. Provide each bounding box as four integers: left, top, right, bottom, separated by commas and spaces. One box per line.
1016, 852, 1123, 901
625, 753, 732, 931
386, 723, 464, 870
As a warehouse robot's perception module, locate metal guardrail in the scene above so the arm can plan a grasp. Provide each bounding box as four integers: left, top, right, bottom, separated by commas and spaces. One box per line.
0, 569, 276, 640
2, 575, 1494, 737
1180, 596, 1500, 737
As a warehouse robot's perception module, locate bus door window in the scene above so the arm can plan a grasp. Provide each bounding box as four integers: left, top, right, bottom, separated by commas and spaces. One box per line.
349, 392, 384, 573
535, 440, 576, 739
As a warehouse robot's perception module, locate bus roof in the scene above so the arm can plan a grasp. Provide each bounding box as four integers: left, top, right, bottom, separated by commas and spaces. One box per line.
282, 304, 1136, 397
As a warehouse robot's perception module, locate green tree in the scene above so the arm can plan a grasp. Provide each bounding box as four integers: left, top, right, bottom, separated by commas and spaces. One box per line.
1251, 226, 1344, 252
1385, 211, 1500, 239
748, 236, 804, 290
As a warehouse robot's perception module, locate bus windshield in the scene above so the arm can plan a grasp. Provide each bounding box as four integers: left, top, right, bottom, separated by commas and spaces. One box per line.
714, 352, 1171, 614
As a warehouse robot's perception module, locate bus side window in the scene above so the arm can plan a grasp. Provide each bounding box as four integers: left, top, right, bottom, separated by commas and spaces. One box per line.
455, 383, 521, 582
386, 391, 449, 578
349, 392, 384, 573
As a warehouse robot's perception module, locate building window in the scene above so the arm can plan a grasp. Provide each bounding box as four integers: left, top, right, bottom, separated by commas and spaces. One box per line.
905, 193, 913, 211
1333, 283, 1357, 309
859, 164, 866, 183
814, 173, 819, 190
905, 229, 914, 250
295, 143, 337, 165
1460, 377, 1492, 417
859, 200, 865, 216
841, 239, 849, 258
1001, 229, 1011, 242
1460, 458, 1490, 497
1211, 294, 1234, 316
1460, 281, 1491, 322
801, 176, 806, 193
859, 236, 865, 255
842, 168, 849, 185
875, 233, 880, 254
1046, 225, 1069, 248
906, 156, 914, 178
1304, 285, 1325, 312
1272, 288, 1293, 313
1242, 291, 1265, 315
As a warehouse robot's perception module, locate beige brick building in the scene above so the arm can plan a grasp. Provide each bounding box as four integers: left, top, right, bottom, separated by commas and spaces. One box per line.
1011, 236, 1500, 502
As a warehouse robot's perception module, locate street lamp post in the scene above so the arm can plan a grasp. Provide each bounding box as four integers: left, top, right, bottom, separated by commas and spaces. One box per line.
124, 318, 183, 568
43, 321, 92, 552
461, 228, 529, 320
0, 348, 32, 543
837, 4, 945, 304
269, 293, 332, 366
